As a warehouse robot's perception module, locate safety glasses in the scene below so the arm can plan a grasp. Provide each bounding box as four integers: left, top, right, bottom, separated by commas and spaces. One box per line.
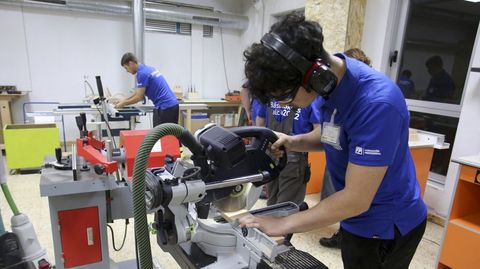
268, 85, 300, 104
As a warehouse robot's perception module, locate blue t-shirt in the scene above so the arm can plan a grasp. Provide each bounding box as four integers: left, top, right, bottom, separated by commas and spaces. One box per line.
424, 70, 455, 101
251, 98, 262, 123
257, 100, 321, 135
136, 64, 178, 110
397, 76, 415, 98
319, 53, 426, 239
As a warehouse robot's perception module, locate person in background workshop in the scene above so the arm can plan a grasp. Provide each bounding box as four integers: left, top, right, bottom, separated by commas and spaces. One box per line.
318, 47, 373, 249
256, 97, 321, 206
240, 82, 262, 125
114, 52, 179, 127
423, 55, 455, 102
240, 12, 426, 269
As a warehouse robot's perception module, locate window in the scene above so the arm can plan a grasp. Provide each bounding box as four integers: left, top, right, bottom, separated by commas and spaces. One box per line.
397, 1, 478, 105
146, 19, 191, 35
203, 25, 213, 37
146, 19, 213, 37
390, 0, 480, 184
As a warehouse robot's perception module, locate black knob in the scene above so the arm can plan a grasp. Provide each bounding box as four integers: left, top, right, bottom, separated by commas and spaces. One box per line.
80, 113, 87, 132
242, 227, 248, 237
55, 147, 62, 164
94, 164, 105, 175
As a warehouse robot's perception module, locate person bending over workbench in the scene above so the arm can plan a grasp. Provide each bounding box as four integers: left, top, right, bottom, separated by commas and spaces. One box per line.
114, 52, 179, 127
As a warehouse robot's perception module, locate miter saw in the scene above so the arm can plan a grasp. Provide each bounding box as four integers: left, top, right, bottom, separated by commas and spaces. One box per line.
132, 123, 327, 269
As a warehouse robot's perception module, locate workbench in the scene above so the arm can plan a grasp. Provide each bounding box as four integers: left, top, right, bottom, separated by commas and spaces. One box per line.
135, 99, 242, 131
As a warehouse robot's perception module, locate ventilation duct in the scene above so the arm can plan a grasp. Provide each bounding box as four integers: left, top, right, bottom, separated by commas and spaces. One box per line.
0, 0, 248, 30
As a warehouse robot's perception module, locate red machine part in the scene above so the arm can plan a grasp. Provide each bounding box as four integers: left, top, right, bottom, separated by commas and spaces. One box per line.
58, 207, 101, 268
76, 138, 118, 174
120, 130, 181, 180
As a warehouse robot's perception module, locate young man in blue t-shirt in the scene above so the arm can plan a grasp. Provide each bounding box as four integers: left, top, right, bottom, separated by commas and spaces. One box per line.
116, 52, 179, 126
256, 99, 321, 205
239, 13, 427, 269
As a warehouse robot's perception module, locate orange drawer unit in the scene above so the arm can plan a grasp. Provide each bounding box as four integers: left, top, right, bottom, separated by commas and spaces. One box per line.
58, 207, 102, 268
439, 215, 480, 268
438, 156, 480, 269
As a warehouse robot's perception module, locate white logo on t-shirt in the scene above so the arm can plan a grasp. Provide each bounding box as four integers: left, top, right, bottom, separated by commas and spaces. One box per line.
355, 146, 364, 155
355, 146, 382, 156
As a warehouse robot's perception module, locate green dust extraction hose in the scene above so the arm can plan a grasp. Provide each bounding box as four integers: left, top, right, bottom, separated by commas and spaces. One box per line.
2, 184, 20, 216
132, 123, 203, 269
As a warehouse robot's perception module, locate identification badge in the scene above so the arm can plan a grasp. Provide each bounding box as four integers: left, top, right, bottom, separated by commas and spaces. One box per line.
321, 109, 342, 150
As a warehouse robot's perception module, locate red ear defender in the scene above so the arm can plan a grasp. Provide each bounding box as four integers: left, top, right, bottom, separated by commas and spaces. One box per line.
302, 61, 321, 88
261, 32, 337, 98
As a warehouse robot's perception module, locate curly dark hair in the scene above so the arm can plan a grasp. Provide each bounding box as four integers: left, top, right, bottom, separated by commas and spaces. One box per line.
244, 12, 329, 103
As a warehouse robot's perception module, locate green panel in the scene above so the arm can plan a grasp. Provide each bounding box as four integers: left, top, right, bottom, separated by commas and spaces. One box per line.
4, 124, 60, 169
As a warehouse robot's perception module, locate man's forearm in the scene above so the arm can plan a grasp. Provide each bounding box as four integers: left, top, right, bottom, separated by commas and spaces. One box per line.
120, 94, 142, 107
283, 189, 365, 234
290, 127, 322, 152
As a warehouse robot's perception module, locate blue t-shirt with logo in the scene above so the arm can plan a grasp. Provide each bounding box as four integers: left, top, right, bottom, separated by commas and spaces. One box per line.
256, 99, 321, 135
137, 64, 178, 110
319, 53, 426, 239
251, 98, 262, 123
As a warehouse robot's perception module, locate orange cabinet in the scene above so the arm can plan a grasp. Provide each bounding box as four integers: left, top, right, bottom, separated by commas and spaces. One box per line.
438, 156, 480, 269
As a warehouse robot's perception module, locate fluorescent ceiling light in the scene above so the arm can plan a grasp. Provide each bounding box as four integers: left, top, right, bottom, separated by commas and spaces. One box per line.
464, 0, 480, 2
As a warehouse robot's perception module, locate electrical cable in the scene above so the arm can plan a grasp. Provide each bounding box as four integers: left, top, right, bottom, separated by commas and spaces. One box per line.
1, 184, 20, 216
178, 167, 201, 181
106, 219, 128, 251
84, 79, 96, 97
21, 7, 34, 94
219, 20, 231, 92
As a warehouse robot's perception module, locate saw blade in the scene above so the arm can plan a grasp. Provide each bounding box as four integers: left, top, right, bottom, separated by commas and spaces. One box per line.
214, 183, 251, 212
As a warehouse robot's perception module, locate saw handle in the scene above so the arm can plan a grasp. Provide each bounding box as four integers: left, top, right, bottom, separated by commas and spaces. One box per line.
229, 126, 287, 171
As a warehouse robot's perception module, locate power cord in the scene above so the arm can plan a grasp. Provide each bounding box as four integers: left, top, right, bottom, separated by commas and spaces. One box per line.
106, 219, 129, 251
218, 14, 231, 92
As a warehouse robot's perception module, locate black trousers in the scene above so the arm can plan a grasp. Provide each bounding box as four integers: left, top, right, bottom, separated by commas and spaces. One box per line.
153, 105, 179, 127
341, 219, 427, 269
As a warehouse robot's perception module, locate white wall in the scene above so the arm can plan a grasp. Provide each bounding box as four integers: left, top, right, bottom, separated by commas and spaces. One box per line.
0, 0, 247, 140
145, 32, 192, 91
241, 0, 305, 46
240, 0, 305, 83
0, 6, 133, 142
361, 0, 396, 72
145, 0, 244, 97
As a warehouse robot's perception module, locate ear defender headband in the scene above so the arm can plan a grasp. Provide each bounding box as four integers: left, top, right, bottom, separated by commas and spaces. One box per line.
261, 32, 338, 99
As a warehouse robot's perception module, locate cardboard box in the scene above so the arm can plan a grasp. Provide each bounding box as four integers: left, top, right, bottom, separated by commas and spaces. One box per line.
183, 112, 209, 134
224, 113, 239, 127
209, 114, 224, 126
